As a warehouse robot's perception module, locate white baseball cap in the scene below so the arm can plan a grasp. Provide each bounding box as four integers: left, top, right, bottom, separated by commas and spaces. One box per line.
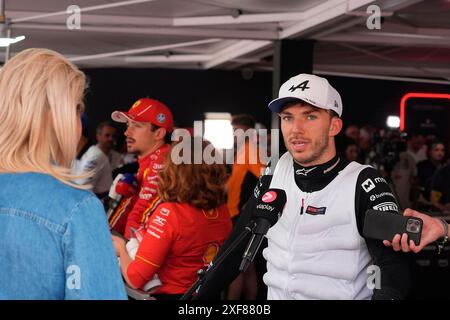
268, 73, 343, 117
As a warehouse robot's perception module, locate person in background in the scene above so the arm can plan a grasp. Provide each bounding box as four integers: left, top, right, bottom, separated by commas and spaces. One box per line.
417, 140, 445, 211
109, 98, 173, 239
96, 122, 124, 171
74, 122, 122, 198
430, 161, 450, 214
0, 48, 126, 299
226, 114, 266, 300
338, 137, 360, 163
406, 132, 427, 164
391, 150, 417, 210
112, 139, 232, 299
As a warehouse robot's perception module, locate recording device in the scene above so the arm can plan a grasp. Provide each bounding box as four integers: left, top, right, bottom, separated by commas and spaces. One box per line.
363, 209, 423, 246
239, 188, 286, 272
106, 173, 138, 219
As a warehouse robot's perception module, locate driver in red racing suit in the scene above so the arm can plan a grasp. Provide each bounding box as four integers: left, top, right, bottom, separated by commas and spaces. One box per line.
109, 98, 173, 239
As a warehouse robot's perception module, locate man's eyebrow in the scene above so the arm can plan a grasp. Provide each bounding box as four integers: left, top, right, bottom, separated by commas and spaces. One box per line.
280, 108, 320, 116
302, 108, 320, 115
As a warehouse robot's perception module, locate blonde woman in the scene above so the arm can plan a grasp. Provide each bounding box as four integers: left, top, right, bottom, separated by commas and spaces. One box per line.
0, 48, 126, 299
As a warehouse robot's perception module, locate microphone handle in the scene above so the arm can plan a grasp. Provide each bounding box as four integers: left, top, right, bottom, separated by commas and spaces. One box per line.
239, 219, 271, 272
106, 198, 120, 220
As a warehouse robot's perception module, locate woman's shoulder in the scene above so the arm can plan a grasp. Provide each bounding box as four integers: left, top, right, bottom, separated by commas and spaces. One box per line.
0, 172, 101, 223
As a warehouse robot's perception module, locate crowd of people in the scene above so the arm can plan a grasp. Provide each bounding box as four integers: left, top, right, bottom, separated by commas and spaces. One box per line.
337, 123, 450, 215
0, 48, 448, 300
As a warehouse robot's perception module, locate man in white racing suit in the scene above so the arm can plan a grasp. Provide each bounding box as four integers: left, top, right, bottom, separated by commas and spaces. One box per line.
195, 74, 410, 300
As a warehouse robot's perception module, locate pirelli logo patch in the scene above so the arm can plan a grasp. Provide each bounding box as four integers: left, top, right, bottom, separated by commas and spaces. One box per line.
306, 206, 327, 215
372, 202, 398, 212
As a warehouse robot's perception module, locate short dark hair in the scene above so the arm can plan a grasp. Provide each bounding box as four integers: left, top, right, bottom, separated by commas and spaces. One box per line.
427, 139, 444, 151
150, 124, 172, 144
231, 114, 256, 129
327, 109, 340, 119
96, 121, 116, 135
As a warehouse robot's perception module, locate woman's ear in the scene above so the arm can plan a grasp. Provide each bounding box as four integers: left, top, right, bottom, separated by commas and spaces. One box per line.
329, 117, 343, 137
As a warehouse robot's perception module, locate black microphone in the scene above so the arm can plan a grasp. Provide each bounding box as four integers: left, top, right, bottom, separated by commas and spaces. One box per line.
239, 188, 286, 272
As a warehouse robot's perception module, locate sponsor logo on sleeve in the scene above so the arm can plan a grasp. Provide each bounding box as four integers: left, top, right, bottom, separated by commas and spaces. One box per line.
374, 177, 387, 184
159, 207, 170, 216
369, 192, 396, 202
372, 202, 399, 212
152, 215, 167, 227
147, 229, 161, 239
149, 225, 164, 234
362, 178, 376, 193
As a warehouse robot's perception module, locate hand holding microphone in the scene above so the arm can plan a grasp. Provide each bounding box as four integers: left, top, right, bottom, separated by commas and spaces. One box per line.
239, 188, 286, 272
106, 173, 138, 220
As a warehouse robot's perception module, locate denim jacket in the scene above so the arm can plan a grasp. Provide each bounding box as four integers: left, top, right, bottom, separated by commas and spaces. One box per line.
0, 173, 127, 300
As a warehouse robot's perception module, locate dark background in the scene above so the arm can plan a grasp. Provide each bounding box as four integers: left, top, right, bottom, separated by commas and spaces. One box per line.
82, 67, 450, 143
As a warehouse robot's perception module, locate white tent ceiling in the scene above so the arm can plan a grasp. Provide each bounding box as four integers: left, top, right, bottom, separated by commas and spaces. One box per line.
2, 0, 450, 82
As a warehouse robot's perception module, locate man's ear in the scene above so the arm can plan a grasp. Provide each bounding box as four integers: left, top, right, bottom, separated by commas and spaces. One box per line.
155, 127, 167, 140
329, 117, 343, 137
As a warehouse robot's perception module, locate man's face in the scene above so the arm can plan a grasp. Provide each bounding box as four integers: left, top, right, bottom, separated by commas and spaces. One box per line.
96, 126, 116, 151
430, 143, 445, 162
280, 103, 341, 166
124, 120, 158, 156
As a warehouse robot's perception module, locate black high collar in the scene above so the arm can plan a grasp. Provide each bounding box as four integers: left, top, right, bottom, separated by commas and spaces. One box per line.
293, 155, 349, 193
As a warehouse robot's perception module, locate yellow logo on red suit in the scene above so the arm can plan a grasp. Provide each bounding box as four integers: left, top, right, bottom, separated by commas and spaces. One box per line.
202, 208, 218, 219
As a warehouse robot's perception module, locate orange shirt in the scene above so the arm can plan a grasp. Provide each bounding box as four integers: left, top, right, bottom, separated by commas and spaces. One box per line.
227, 141, 265, 218
126, 202, 232, 295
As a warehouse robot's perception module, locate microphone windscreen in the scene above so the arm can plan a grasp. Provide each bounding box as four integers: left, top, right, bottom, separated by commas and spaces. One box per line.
115, 179, 137, 197
122, 173, 138, 188
252, 188, 286, 226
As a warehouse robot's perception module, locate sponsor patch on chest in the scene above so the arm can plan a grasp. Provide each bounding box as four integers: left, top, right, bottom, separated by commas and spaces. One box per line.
305, 205, 327, 215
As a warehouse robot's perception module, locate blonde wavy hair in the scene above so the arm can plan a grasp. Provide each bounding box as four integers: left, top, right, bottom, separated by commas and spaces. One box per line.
0, 48, 88, 188
158, 139, 227, 210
